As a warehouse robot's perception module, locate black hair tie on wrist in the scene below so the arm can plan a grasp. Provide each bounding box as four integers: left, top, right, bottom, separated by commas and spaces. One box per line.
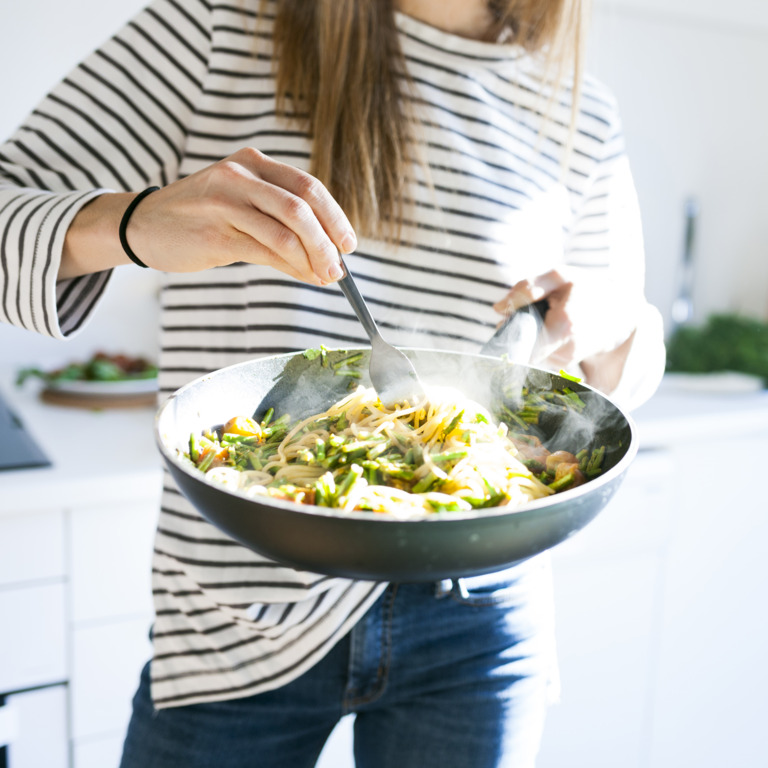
119, 186, 160, 268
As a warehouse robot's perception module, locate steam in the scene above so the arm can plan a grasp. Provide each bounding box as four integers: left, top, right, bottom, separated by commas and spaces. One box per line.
412, 351, 627, 466
238, 346, 628, 474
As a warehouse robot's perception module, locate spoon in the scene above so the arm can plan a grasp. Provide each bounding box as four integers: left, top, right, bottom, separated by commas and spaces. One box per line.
480, 298, 549, 405
480, 298, 549, 362
337, 256, 426, 408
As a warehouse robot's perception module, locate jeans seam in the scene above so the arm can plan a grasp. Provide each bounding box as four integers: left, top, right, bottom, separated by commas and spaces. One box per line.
344, 584, 397, 711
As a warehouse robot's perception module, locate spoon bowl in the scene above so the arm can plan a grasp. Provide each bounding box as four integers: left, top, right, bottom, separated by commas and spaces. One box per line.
336, 256, 426, 407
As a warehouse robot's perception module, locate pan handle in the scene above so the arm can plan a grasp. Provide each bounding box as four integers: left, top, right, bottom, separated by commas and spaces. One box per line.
480, 298, 549, 362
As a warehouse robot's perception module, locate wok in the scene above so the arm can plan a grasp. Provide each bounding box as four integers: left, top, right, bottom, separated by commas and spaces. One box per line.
155, 348, 637, 581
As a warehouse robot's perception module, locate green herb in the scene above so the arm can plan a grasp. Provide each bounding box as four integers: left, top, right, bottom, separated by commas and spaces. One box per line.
666, 314, 768, 383
559, 369, 583, 383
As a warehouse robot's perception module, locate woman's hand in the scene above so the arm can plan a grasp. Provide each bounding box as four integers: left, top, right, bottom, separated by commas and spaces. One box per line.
493, 270, 577, 371
61, 148, 357, 284
493, 269, 635, 392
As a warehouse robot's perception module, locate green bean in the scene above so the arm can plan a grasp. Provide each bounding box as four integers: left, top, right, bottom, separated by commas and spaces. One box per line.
585, 446, 605, 477
441, 410, 464, 439
332, 352, 364, 369
412, 472, 437, 493
337, 464, 364, 498
431, 449, 468, 464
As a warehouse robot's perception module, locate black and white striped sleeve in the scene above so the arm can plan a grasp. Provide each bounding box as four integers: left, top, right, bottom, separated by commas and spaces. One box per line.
0, 0, 213, 339
563, 91, 665, 409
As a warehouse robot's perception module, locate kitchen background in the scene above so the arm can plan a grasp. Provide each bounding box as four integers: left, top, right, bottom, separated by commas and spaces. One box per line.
1, 1, 766, 767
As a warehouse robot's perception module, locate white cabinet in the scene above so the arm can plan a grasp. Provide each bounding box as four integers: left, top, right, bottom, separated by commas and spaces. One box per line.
69, 500, 156, 624
0, 509, 68, 694
72, 736, 127, 768
539, 454, 668, 768
0, 376, 162, 768
0, 496, 158, 768
0, 583, 68, 693
537, 385, 768, 768
68, 500, 157, 765
3, 685, 69, 768
71, 617, 152, 745
0, 508, 65, 586
645, 433, 768, 768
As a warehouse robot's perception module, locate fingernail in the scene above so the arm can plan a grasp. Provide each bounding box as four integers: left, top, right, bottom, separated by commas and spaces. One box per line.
340, 231, 357, 253
328, 262, 344, 281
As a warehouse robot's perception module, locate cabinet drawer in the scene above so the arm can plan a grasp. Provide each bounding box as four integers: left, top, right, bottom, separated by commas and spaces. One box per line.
0, 509, 65, 586
0, 582, 66, 691
72, 734, 125, 768
69, 499, 157, 623
4, 685, 68, 768
70, 616, 152, 740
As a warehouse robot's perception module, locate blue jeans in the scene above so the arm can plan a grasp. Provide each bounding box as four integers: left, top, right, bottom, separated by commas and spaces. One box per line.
119, 558, 556, 768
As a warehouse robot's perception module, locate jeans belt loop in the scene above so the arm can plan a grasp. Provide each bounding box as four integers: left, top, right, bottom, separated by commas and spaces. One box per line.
452, 578, 469, 600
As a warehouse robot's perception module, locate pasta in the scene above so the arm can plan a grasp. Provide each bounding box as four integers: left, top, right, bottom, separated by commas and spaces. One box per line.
185, 384, 602, 519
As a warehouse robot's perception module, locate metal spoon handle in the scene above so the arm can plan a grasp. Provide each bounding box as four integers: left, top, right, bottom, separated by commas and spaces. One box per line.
336, 255, 383, 344
481, 298, 549, 362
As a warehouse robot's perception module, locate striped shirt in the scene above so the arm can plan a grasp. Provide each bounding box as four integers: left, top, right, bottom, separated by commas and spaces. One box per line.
0, 0, 662, 708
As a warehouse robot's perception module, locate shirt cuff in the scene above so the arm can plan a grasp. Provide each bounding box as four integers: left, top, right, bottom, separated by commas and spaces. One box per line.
608, 302, 666, 412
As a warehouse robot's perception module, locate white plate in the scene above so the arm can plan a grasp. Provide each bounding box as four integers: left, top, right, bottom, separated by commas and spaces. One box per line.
46, 377, 159, 396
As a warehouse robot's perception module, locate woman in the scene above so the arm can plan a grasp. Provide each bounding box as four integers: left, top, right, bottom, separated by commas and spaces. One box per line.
0, 0, 664, 765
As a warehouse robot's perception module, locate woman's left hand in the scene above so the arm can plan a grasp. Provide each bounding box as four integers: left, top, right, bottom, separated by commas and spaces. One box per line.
493, 270, 578, 372
493, 269, 636, 391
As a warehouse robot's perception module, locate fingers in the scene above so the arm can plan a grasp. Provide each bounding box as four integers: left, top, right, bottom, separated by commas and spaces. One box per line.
227, 201, 331, 286
216, 223, 313, 284
232, 149, 356, 284
252, 151, 356, 250
123, 149, 357, 285
493, 270, 577, 369
535, 282, 574, 364
492, 270, 570, 315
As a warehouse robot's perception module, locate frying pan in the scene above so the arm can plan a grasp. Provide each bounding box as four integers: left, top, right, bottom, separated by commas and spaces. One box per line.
155, 347, 637, 581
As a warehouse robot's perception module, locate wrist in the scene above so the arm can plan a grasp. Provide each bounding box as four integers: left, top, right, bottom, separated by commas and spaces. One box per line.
119, 187, 161, 268
580, 331, 636, 394
60, 192, 137, 279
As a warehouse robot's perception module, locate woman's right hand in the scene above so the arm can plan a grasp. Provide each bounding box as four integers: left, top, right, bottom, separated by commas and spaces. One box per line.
60, 148, 357, 285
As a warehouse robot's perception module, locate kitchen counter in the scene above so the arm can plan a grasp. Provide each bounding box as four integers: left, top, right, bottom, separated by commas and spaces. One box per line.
0, 372, 162, 515
631, 374, 768, 448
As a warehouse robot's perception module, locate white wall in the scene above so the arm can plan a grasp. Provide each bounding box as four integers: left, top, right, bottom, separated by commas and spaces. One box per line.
588, 0, 768, 328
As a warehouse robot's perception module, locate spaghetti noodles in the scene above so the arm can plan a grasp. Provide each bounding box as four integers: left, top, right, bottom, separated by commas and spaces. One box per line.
185, 385, 599, 518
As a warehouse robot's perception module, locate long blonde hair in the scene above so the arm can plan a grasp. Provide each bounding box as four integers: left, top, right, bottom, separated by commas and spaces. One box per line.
272, 0, 590, 239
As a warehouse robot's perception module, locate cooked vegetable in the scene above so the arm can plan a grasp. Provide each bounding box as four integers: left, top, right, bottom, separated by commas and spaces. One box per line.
182, 381, 605, 518
16, 351, 158, 386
